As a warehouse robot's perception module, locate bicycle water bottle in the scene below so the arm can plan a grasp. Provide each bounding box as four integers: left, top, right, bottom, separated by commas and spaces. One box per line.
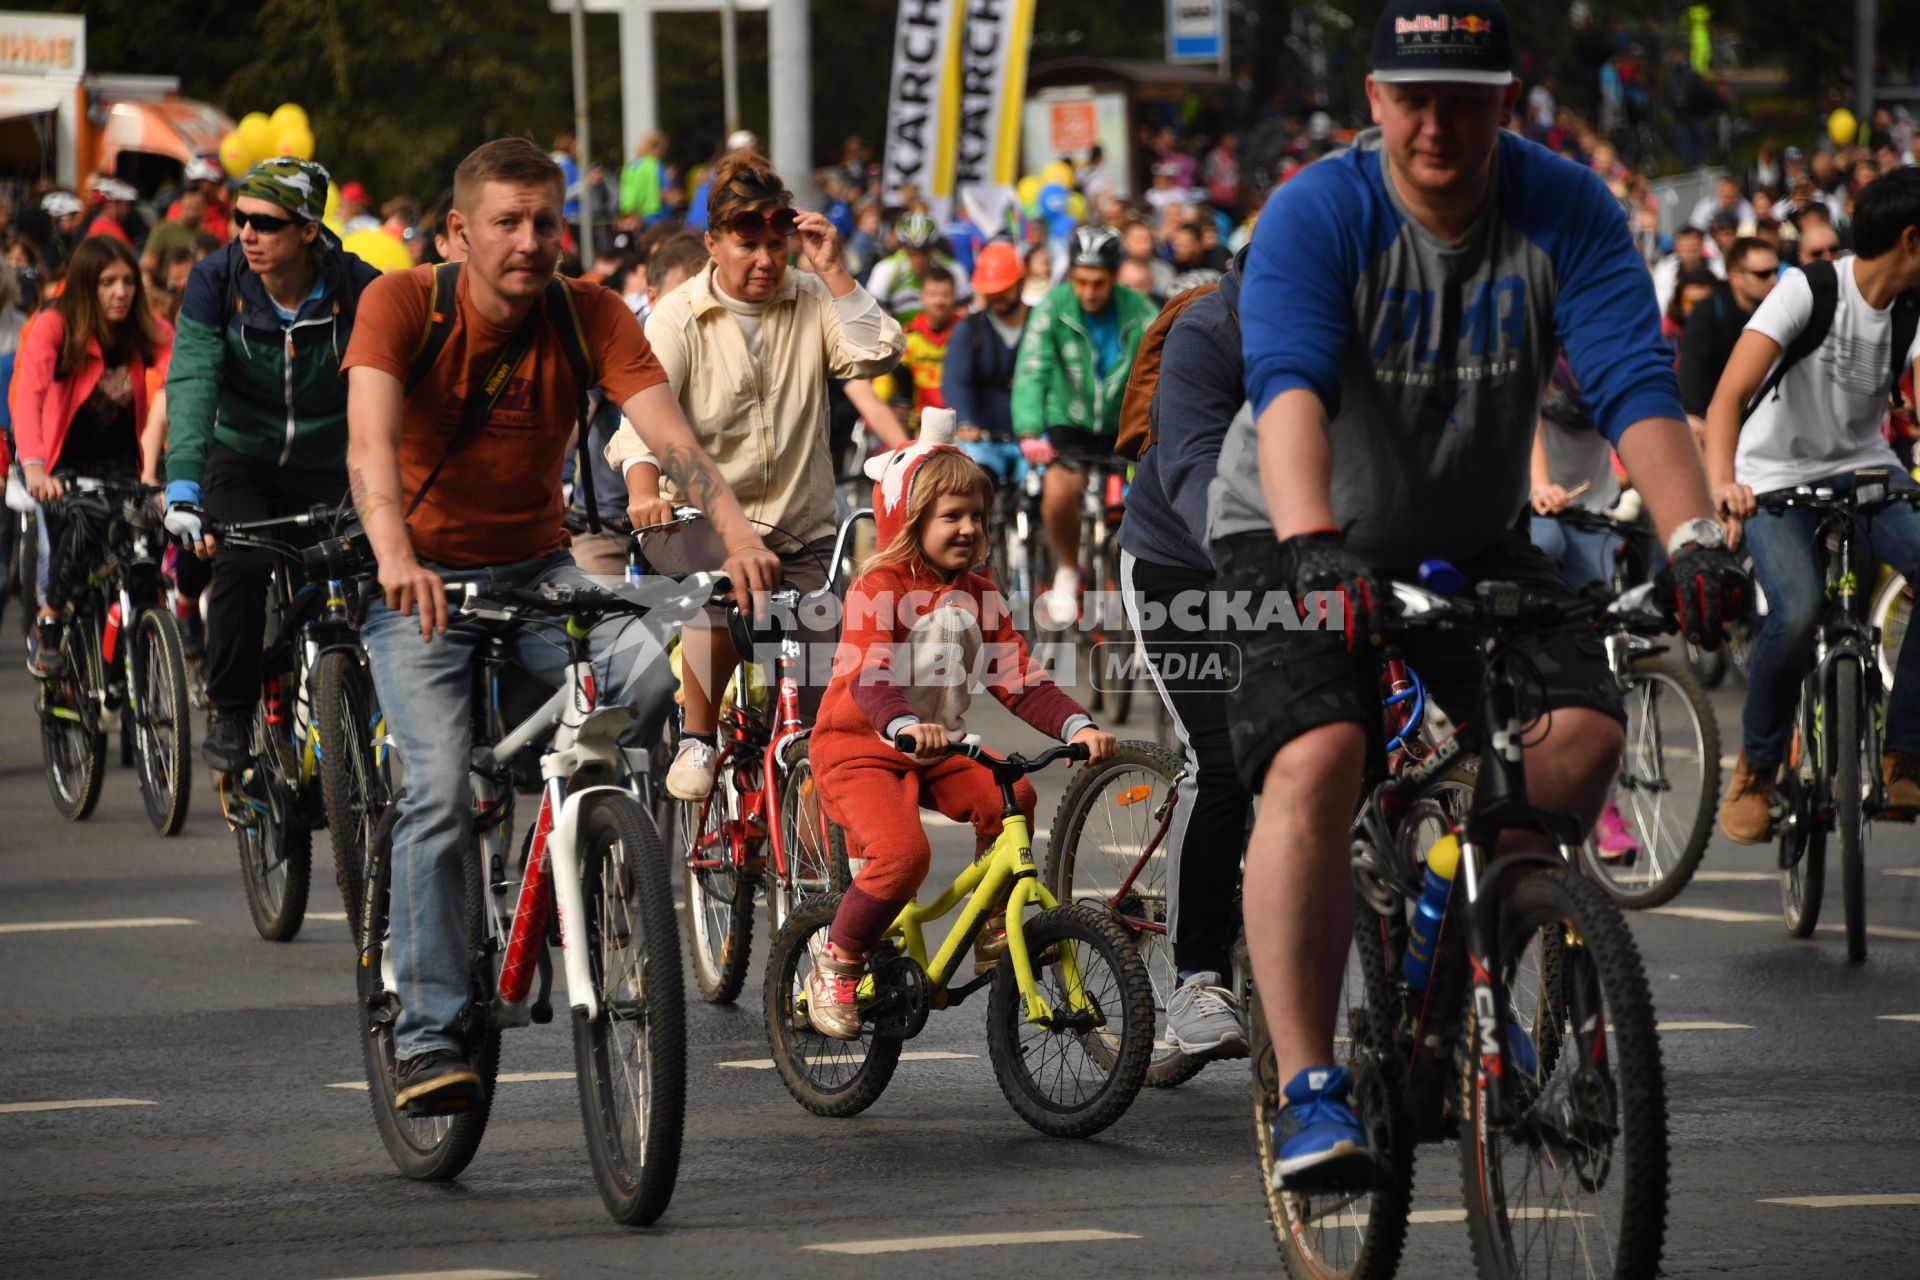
1402, 833, 1462, 992
101, 601, 124, 664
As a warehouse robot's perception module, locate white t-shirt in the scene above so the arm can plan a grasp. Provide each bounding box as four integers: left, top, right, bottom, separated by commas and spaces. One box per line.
1736, 255, 1920, 495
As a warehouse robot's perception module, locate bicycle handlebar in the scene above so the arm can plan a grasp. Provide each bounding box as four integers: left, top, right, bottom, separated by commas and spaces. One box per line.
449, 570, 730, 624
1383, 576, 1601, 633
890, 733, 1091, 774
1754, 482, 1920, 519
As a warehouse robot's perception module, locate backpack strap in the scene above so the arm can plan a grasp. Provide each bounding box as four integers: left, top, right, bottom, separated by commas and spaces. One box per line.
542, 276, 603, 535
1742, 259, 1838, 424
1890, 289, 1920, 409
405, 262, 462, 396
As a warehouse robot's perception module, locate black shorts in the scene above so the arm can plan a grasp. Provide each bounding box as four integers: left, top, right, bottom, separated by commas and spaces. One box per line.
1210, 529, 1624, 796
1045, 426, 1121, 471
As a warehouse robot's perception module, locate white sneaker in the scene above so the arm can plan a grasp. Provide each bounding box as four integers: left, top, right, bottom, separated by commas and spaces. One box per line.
1166, 971, 1248, 1058
1036, 569, 1081, 630
666, 738, 718, 801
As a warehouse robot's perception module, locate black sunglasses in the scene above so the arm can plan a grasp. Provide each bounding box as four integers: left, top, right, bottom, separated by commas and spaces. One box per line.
1801, 247, 1836, 261
233, 209, 301, 234
726, 207, 800, 241
1741, 265, 1779, 278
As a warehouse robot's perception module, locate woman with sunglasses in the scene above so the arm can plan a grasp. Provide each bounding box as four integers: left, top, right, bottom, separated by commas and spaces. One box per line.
607, 150, 905, 801
159, 157, 383, 772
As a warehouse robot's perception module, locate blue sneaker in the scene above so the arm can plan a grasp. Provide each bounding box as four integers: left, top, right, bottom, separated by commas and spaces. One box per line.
1269, 1064, 1376, 1193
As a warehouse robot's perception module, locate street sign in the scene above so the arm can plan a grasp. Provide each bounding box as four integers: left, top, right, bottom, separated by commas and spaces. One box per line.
1166, 0, 1223, 64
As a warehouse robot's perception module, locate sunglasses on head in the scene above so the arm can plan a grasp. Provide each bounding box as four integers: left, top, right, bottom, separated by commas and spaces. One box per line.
233, 209, 301, 234
726, 207, 800, 241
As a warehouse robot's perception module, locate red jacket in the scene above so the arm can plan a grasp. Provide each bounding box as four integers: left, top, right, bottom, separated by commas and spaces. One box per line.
4, 308, 172, 474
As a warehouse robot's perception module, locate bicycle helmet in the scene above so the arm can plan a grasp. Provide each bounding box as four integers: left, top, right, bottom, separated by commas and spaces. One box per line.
1068, 225, 1123, 274
896, 211, 939, 250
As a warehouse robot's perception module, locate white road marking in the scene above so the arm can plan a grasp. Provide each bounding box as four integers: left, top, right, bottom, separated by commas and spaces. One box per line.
1689, 871, 1778, 883
1657, 1021, 1754, 1032
1878, 1014, 1920, 1023
0, 917, 196, 934
1333, 1208, 1589, 1229
805, 1228, 1138, 1254
1760, 1194, 1920, 1209
326, 1071, 574, 1092
0, 1097, 155, 1114
317, 1271, 537, 1280
1884, 868, 1920, 879
1649, 905, 1920, 942
308, 912, 349, 922
718, 1051, 978, 1070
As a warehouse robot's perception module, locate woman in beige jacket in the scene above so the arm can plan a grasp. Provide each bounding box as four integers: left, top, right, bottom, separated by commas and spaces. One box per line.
607, 151, 904, 799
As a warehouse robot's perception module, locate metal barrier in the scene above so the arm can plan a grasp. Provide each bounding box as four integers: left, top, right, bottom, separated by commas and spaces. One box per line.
1650, 166, 1730, 239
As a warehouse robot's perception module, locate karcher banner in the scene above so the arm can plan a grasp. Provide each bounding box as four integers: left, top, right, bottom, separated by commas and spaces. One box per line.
882, 0, 1035, 209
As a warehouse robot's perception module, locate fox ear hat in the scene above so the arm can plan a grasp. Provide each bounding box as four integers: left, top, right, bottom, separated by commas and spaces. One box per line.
864, 406, 966, 550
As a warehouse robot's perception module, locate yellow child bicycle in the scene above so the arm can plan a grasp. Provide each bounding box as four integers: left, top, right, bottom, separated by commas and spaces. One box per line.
764, 736, 1156, 1137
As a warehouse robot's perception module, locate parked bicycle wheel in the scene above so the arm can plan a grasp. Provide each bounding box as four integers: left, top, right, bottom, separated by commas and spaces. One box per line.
573, 793, 685, 1225
1579, 655, 1719, 909
230, 704, 312, 942
766, 741, 849, 939
130, 607, 192, 836
357, 808, 500, 1181
1832, 659, 1868, 964
1253, 920, 1411, 1280
39, 608, 106, 821
1044, 741, 1199, 1087
764, 895, 902, 1116
984, 902, 1155, 1138
681, 787, 754, 1003
314, 649, 389, 942
1780, 713, 1826, 938
1872, 571, 1908, 693
1458, 866, 1667, 1280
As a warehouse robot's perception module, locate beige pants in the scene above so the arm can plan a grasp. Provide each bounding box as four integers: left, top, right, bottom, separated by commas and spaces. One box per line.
570, 528, 633, 580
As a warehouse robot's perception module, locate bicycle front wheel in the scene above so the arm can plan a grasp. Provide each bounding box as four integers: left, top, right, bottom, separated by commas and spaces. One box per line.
39, 610, 106, 821
1044, 741, 1202, 1087
231, 706, 311, 942
314, 650, 389, 942
763, 895, 902, 1117
131, 608, 192, 836
1833, 659, 1867, 964
1780, 706, 1827, 937
573, 794, 685, 1225
1458, 866, 1667, 1280
1579, 655, 1718, 909
680, 787, 754, 1003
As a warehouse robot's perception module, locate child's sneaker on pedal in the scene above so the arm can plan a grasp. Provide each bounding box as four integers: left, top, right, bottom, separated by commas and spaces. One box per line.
806, 944, 865, 1040
1269, 1064, 1376, 1193
1593, 799, 1640, 864
666, 737, 718, 800
1166, 971, 1248, 1058
973, 910, 1009, 975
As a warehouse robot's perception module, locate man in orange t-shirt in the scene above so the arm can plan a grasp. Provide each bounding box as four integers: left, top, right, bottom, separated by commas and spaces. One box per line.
342, 137, 779, 1111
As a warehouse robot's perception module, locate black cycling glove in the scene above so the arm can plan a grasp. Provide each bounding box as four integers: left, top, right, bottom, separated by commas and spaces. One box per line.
1658, 541, 1751, 650
1285, 530, 1380, 652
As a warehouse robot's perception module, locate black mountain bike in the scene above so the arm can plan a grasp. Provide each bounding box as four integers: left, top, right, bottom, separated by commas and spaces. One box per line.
1254, 569, 1667, 1280
36, 477, 192, 834
1758, 472, 1920, 964
210, 507, 386, 942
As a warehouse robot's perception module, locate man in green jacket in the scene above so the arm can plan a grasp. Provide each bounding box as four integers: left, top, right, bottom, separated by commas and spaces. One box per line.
1012, 225, 1157, 628
619, 133, 665, 222
163, 158, 382, 771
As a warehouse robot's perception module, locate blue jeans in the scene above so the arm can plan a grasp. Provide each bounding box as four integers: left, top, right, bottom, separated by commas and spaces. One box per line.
1528, 515, 1616, 591
361, 550, 678, 1059
1741, 472, 1920, 768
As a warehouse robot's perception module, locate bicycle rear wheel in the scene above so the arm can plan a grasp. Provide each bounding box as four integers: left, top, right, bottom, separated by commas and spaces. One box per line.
1833, 659, 1867, 964
357, 807, 500, 1181
1579, 655, 1718, 909
767, 742, 849, 939
231, 705, 311, 942
574, 793, 685, 1225
1254, 917, 1412, 1280
131, 608, 192, 836
39, 610, 106, 821
680, 783, 755, 1004
764, 895, 902, 1116
1043, 742, 1201, 1087
1780, 710, 1826, 938
1872, 572, 1909, 693
314, 650, 389, 943
1458, 866, 1667, 1280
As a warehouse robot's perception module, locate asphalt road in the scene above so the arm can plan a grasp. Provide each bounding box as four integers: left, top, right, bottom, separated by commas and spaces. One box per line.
4, 651, 1919, 1280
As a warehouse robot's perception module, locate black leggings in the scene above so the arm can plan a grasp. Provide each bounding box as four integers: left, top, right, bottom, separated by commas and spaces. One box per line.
1120, 550, 1252, 976
201, 446, 347, 713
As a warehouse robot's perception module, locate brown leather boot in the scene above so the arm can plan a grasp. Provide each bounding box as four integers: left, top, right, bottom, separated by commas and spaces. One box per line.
1883, 750, 1920, 813
1718, 752, 1775, 845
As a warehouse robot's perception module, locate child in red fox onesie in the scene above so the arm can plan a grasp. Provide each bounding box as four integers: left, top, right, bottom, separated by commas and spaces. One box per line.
806, 408, 1115, 1039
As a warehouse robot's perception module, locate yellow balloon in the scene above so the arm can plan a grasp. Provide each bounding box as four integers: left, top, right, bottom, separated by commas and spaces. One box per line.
1828, 108, 1858, 147
1016, 175, 1043, 209
1068, 192, 1088, 220
1041, 160, 1075, 190
324, 181, 342, 234
219, 131, 252, 178
269, 102, 310, 137
276, 123, 315, 161
236, 111, 276, 164
342, 227, 415, 273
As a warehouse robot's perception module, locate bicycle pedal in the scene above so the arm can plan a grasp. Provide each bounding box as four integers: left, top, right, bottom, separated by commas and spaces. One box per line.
400, 1092, 479, 1119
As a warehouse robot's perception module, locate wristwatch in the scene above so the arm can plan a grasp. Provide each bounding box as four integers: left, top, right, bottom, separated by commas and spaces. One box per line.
1665, 516, 1728, 557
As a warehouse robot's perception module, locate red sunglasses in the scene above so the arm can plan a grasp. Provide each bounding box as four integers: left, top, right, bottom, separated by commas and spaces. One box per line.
726, 207, 800, 241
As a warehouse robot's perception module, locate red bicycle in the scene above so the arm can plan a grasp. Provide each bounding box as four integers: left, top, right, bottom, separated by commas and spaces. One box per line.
678, 510, 868, 1003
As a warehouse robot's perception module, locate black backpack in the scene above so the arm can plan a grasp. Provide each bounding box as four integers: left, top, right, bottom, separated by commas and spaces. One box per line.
1742, 259, 1920, 422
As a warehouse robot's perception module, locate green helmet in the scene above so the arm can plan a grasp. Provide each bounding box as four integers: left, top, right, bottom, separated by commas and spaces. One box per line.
896, 211, 939, 250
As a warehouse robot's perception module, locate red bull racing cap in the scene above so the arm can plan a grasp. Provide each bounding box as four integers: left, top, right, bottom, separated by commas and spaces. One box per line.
1371, 0, 1515, 87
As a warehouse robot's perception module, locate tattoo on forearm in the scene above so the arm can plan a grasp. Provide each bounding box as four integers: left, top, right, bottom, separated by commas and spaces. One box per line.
350, 466, 392, 520
657, 444, 721, 512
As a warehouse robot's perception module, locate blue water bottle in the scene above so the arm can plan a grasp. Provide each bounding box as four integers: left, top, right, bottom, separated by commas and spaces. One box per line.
1402, 834, 1461, 991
